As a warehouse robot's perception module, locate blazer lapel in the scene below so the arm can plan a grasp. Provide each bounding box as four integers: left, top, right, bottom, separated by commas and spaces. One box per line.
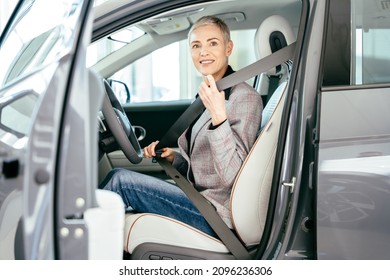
189, 110, 211, 154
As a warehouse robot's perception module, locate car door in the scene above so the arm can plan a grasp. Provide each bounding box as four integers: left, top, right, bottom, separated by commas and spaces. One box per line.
315, 0, 390, 259
0, 0, 99, 260
263, 0, 390, 260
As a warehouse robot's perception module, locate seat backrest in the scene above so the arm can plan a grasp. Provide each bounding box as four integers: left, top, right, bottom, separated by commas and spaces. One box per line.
253, 15, 295, 105
230, 15, 295, 246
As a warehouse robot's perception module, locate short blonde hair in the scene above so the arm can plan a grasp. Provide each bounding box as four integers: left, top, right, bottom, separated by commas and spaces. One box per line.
188, 15, 231, 43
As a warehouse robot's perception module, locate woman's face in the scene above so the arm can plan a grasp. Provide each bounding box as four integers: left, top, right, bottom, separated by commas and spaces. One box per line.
189, 24, 233, 81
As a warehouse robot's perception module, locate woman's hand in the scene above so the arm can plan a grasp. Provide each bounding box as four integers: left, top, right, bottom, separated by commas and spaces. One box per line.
198, 75, 227, 126
143, 141, 175, 162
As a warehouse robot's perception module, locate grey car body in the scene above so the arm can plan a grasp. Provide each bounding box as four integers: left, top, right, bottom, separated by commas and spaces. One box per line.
0, 0, 389, 260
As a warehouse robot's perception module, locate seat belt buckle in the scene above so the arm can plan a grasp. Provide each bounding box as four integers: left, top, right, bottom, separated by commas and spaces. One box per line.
152, 149, 163, 163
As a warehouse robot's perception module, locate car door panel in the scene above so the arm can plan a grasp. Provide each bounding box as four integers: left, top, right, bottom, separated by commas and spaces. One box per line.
315, 0, 390, 260
317, 87, 390, 259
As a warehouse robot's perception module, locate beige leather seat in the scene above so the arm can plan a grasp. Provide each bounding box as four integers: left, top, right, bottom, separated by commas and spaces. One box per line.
123, 15, 296, 260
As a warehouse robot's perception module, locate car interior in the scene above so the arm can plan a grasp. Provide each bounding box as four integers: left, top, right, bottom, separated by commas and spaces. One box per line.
3, 0, 390, 262
91, 0, 302, 259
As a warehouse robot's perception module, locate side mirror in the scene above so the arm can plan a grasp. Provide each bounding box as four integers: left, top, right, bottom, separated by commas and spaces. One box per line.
107, 79, 131, 104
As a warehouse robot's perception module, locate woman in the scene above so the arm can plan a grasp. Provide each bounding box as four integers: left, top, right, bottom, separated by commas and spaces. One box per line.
100, 15, 263, 237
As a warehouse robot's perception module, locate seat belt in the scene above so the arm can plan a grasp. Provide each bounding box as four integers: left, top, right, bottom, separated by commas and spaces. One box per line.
156, 42, 296, 149
157, 157, 251, 259
154, 42, 296, 259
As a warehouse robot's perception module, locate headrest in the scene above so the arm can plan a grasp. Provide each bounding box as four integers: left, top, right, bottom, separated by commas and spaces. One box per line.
254, 15, 295, 75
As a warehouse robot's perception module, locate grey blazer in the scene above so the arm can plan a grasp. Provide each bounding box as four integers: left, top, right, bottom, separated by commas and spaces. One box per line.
172, 81, 263, 228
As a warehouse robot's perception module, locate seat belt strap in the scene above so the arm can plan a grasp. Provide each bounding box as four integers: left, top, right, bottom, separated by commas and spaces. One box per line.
157, 157, 251, 259
156, 42, 296, 150
155, 42, 296, 259
216, 42, 295, 92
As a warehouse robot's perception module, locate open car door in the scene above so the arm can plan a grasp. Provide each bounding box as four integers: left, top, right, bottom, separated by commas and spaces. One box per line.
0, 0, 123, 260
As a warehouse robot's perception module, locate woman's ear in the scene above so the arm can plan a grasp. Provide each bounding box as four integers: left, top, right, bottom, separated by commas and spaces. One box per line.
226, 40, 233, 56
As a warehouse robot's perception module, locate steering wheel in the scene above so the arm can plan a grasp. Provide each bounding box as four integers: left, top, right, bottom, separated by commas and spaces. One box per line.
101, 79, 143, 164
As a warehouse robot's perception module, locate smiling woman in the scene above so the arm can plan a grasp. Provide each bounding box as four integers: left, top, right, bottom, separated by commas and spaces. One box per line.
100, 14, 263, 243
88, 28, 256, 103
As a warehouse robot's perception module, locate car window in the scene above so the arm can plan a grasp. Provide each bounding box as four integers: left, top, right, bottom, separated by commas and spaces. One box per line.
322, 0, 390, 86
0, 0, 83, 87
0, 92, 38, 137
353, 0, 390, 85
107, 29, 256, 103
87, 26, 145, 67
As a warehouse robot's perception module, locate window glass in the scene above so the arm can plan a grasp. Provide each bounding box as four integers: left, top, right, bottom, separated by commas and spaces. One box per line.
0, 93, 38, 136
323, 0, 390, 86
351, 0, 390, 85
109, 29, 256, 103
352, 0, 390, 85
87, 26, 145, 67
0, 0, 83, 87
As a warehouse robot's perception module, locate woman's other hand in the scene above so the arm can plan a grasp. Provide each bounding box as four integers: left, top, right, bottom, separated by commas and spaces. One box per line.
143, 141, 175, 162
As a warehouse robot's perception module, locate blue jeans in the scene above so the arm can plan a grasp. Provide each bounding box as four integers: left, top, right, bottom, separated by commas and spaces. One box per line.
100, 168, 217, 237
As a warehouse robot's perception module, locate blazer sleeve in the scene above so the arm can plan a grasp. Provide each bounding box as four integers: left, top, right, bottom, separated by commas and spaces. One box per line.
172, 152, 188, 177
207, 83, 263, 187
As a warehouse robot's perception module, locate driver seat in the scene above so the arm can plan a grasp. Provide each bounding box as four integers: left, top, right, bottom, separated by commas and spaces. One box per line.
123, 15, 296, 260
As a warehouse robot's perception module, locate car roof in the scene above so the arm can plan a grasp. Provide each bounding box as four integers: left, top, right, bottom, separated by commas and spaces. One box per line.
92, 0, 301, 35
90, 0, 302, 77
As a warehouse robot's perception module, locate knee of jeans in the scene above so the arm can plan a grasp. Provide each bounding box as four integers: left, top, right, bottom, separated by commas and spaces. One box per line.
111, 169, 135, 186
103, 168, 126, 190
